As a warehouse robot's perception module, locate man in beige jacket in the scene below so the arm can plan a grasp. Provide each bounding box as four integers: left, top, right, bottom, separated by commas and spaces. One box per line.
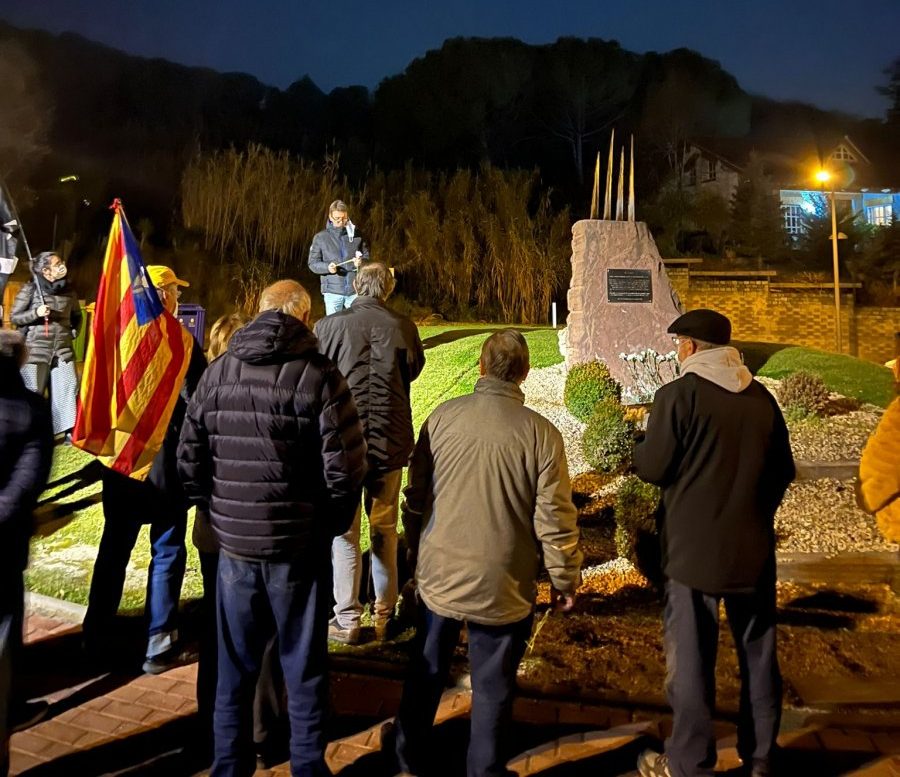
385, 329, 582, 777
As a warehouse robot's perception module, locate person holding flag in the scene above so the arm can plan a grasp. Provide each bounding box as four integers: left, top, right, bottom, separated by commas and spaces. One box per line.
75, 201, 206, 674
10, 252, 82, 440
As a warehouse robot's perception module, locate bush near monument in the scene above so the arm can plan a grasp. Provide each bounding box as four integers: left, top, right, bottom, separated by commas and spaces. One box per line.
564, 360, 622, 421
613, 475, 661, 582
776, 370, 830, 420
581, 398, 634, 474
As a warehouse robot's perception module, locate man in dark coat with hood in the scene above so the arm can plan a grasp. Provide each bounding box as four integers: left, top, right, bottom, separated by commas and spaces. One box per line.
178, 279, 367, 777
632, 309, 795, 777
314, 262, 425, 644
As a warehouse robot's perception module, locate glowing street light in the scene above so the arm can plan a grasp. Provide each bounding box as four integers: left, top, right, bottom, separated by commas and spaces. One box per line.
815, 167, 842, 353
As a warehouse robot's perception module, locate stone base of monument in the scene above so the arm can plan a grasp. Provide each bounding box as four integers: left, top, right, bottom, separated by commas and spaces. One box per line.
565, 220, 683, 398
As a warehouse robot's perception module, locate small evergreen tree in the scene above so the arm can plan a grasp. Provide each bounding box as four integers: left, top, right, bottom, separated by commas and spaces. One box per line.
730, 153, 788, 261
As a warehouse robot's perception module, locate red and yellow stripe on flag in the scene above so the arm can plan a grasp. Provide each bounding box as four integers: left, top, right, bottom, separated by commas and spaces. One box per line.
72, 200, 193, 477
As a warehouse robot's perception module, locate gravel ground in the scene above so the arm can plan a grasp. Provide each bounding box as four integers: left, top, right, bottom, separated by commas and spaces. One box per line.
522, 363, 589, 475
524, 365, 895, 554
776, 479, 899, 554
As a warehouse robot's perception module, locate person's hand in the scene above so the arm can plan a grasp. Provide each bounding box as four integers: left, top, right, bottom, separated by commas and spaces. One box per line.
36, 304, 50, 317
352, 257, 362, 269
551, 587, 576, 613
328, 262, 338, 274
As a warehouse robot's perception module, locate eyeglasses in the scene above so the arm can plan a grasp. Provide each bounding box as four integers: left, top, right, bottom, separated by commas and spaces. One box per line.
671, 336, 688, 347
158, 285, 182, 299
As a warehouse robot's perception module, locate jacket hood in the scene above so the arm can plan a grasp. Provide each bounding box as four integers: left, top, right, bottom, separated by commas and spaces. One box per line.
229, 310, 318, 365
679, 346, 753, 393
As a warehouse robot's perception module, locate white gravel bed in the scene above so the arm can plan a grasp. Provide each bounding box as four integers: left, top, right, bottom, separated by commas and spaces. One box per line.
776, 479, 898, 554
522, 363, 590, 475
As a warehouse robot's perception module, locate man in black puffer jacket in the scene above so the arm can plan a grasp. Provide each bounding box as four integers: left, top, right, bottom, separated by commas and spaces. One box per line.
178, 279, 367, 777
315, 262, 425, 644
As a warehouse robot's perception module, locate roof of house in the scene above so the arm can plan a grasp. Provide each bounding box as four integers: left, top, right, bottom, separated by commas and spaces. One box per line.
689, 134, 895, 191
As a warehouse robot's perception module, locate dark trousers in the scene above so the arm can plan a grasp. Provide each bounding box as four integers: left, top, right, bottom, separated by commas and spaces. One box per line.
663, 578, 782, 777
84, 473, 187, 658
394, 604, 533, 777
0, 571, 24, 777
197, 552, 287, 759
213, 552, 330, 777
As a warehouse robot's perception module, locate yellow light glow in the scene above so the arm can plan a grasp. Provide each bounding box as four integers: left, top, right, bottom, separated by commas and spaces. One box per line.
815, 169, 831, 183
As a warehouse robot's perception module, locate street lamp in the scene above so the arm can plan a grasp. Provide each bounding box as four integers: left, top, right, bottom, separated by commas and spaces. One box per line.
815, 169, 842, 353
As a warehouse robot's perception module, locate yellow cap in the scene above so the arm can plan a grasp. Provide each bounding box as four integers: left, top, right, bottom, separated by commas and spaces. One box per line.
146, 265, 189, 288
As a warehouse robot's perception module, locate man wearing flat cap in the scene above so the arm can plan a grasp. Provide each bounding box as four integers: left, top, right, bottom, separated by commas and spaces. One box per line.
632, 309, 795, 777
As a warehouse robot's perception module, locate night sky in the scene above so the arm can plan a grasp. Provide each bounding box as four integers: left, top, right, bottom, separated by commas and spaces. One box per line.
0, 0, 897, 119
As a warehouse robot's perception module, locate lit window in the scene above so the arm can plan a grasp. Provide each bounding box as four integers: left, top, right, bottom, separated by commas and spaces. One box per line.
784, 204, 804, 235
832, 145, 857, 162
866, 204, 893, 226
706, 159, 716, 181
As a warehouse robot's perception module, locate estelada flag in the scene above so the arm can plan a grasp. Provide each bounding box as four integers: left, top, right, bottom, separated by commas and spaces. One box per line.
72, 200, 193, 477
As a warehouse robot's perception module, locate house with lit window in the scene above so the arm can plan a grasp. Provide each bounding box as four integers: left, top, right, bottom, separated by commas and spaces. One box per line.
682, 134, 899, 236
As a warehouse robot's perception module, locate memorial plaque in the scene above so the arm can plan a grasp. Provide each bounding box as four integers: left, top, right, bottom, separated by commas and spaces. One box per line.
607, 269, 652, 303
565, 220, 683, 394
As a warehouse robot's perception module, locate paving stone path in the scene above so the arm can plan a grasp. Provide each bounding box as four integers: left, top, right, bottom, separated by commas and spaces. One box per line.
10, 607, 900, 776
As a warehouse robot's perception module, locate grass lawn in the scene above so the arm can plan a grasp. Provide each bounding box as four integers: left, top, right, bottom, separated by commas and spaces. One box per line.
737, 342, 896, 408
26, 326, 563, 609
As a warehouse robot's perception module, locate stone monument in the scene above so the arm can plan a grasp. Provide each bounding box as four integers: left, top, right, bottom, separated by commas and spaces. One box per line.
565, 133, 683, 397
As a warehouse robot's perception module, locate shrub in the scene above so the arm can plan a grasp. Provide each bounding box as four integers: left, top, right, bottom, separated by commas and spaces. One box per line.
581, 399, 634, 474
776, 370, 830, 419
564, 361, 622, 421
614, 475, 661, 582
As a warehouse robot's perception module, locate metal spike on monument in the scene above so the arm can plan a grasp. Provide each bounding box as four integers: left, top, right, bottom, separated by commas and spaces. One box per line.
603, 129, 614, 220
615, 146, 625, 220
590, 152, 601, 220
628, 135, 636, 222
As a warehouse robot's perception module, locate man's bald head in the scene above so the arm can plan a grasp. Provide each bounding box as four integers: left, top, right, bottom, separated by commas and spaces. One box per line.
258, 280, 311, 323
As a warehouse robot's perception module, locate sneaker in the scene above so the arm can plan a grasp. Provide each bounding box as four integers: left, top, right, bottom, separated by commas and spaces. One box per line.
142, 647, 196, 675
10, 700, 49, 732
637, 749, 673, 777
328, 620, 361, 645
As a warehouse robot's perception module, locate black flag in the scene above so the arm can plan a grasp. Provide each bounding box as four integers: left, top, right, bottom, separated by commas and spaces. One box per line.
0, 182, 20, 300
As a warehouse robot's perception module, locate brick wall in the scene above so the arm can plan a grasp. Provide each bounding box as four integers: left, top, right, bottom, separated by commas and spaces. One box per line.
668, 271, 900, 364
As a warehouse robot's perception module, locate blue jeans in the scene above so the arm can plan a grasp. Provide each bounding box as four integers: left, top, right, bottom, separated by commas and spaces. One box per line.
84, 472, 187, 658
663, 578, 782, 777
213, 552, 331, 777
322, 292, 356, 315
197, 551, 287, 760
393, 604, 533, 777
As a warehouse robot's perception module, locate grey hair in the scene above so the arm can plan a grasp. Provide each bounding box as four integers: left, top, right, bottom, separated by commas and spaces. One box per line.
258, 280, 311, 321
480, 329, 530, 384
0, 330, 27, 367
690, 337, 717, 352
354, 262, 395, 301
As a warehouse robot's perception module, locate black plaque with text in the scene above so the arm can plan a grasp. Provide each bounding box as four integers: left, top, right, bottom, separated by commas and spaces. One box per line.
607, 269, 652, 303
